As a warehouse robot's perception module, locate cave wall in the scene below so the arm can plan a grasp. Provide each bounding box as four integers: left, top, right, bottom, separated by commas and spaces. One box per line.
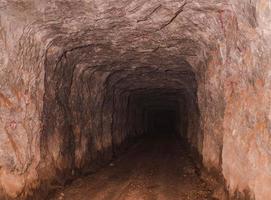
222, 2, 271, 199
0, 0, 270, 199
197, 1, 271, 199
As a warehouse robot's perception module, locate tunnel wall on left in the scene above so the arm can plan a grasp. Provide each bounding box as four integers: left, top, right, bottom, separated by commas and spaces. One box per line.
0, 12, 47, 199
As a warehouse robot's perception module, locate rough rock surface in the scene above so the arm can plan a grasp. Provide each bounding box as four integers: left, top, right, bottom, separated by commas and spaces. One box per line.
0, 0, 270, 199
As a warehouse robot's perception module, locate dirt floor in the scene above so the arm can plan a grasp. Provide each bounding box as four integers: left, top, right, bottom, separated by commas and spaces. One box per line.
49, 134, 216, 200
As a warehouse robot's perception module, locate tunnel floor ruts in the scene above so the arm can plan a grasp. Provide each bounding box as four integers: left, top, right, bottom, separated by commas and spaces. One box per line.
49, 135, 215, 200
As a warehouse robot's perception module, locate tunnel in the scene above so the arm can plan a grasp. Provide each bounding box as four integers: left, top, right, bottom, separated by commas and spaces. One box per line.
39, 50, 203, 199
0, 1, 271, 200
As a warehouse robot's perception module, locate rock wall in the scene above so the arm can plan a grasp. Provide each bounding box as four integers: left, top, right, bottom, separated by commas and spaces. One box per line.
0, 0, 270, 199
221, 1, 271, 199
197, 1, 271, 199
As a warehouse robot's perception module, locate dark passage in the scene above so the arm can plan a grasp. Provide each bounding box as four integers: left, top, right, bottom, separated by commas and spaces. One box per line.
49, 93, 215, 200
45, 82, 215, 200
146, 109, 178, 135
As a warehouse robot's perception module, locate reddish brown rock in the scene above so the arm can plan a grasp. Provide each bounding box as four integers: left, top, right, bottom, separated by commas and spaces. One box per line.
0, 0, 270, 199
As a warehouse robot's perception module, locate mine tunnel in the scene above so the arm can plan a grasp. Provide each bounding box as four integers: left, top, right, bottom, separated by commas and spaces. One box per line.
42, 64, 203, 200
41, 57, 203, 199
0, 1, 271, 200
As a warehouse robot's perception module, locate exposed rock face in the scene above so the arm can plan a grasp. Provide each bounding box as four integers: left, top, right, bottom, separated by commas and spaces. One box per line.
0, 0, 270, 199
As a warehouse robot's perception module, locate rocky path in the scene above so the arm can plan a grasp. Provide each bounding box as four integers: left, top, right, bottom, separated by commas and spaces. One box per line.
49, 135, 215, 200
